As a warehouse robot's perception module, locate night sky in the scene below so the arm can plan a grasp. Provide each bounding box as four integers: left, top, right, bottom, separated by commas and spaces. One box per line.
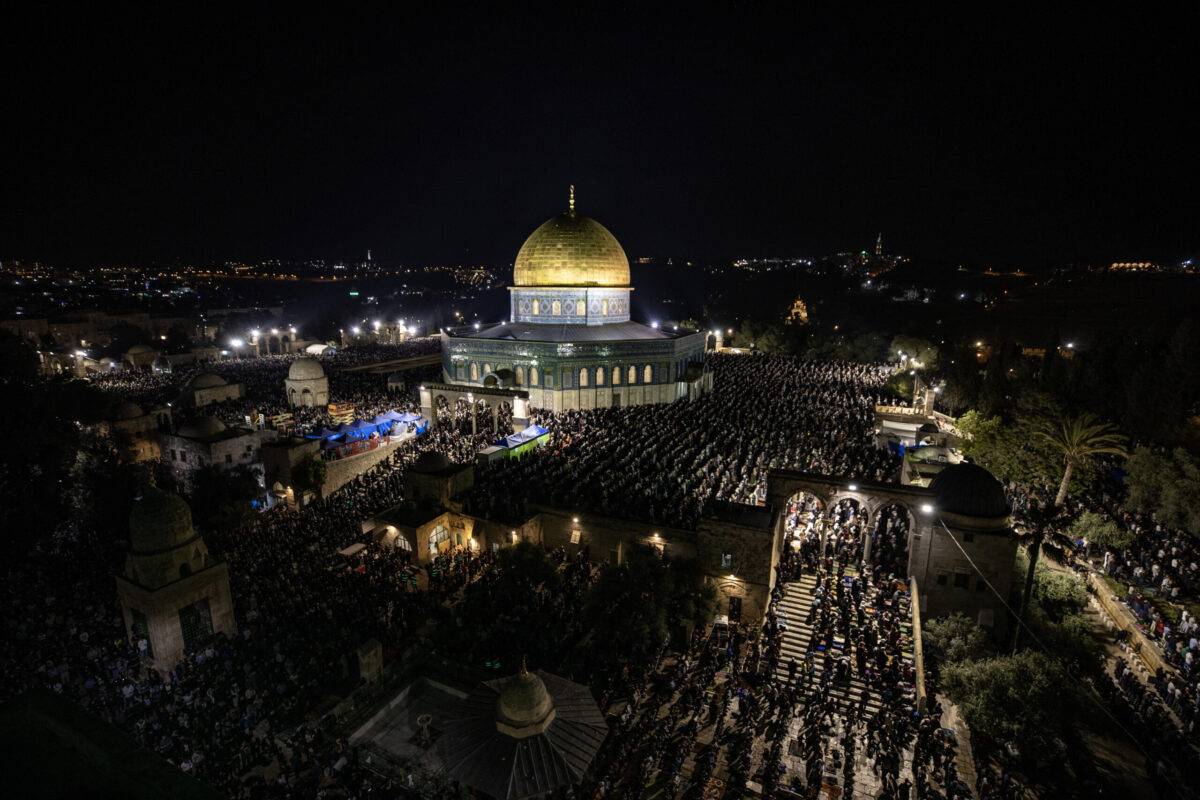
4, 6, 1197, 267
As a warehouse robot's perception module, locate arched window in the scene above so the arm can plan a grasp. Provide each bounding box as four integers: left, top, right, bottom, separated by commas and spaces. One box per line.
532, 298, 540, 315
601, 298, 609, 315
552, 300, 561, 315
544, 370, 553, 388
576, 297, 585, 313
470, 362, 479, 381
612, 366, 621, 385
483, 363, 493, 376
628, 365, 637, 384
579, 368, 589, 387
530, 368, 540, 386
643, 364, 653, 384
515, 366, 525, 386
596, 367, 606, 386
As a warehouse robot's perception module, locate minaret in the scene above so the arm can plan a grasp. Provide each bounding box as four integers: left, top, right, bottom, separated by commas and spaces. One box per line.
367, 249, 373, 262
875, 233, 883, 257
568, 184, 576, 215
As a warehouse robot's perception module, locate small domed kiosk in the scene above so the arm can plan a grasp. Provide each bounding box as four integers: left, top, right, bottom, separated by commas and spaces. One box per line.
440, 661, 607, 799
285, 357, 329, 407
115, 488, 236, 675
909, 462, 1015, 634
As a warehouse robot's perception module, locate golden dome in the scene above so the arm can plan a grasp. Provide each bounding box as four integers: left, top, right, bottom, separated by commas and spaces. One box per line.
512, 189, 630, 287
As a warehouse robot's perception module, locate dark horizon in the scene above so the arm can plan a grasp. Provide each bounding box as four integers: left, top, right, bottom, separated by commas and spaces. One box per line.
4, 6, 1198, 268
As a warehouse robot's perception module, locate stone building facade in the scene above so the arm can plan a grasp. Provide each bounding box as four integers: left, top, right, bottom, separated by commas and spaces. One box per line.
115, 488, 236, 674
284, 357, 330, 407
162, 417, 261, 489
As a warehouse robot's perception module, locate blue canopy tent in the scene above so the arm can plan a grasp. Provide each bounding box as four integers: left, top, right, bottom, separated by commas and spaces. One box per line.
494, 424, 549, 448
305, 427, 344, 441
341, 419, 379, 440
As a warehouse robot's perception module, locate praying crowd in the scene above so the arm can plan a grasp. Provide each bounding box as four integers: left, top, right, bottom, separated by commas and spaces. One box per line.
466, 355, 902, 529
12, 340, 1195, 799
582, 488, 971, 800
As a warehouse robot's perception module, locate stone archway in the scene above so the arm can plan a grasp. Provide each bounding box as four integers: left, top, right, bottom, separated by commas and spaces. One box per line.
767, 470, 936, 580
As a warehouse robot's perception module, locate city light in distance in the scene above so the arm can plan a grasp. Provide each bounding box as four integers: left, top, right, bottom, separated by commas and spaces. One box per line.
921, 504, 934, 514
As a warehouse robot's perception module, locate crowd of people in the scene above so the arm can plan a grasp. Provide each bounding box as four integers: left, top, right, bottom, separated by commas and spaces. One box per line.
467, 355, 901, 529
29, 342, 1193, 798
89, 340, 443, 440
1042, 486, 1200, 788
581, 493, 970, 799
0, 390, 486, 797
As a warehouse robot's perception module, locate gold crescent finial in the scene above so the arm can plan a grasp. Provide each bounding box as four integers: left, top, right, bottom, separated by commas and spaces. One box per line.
519, 655, 528, 675
568, 184, 575, 213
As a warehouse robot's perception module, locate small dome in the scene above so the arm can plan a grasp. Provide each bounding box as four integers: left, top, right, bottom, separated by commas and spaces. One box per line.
495, 666, 554, 729
288, 357, 326, 380
930, 463, 1009, 518
187, 372, 227, 390
513, 193, 630, 287
918, 422, 939, 434
126, 344, 155, 355
177, 416, 227, 438
129, 487, 195, 553
112, 401, 144, 421
411, 451, 451, 473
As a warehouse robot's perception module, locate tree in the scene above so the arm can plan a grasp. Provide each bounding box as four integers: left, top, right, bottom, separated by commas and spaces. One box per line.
189, 465, 262, 532
1125, 446, 1200, 537
579, 546, 715, 692
164, 325, 193, 353
293, 453, 328, 493
889, 335, 939, 370
1014, 413, 1125, 650
922, 613, 994, 666
942, 650, 1082, 768
1067, 511, 1133, 552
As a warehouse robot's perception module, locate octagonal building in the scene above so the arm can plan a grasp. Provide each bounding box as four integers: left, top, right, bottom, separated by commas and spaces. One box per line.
438, 188, 710, 413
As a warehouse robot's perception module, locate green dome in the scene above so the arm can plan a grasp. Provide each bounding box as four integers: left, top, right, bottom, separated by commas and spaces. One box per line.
129, 487, 195, 553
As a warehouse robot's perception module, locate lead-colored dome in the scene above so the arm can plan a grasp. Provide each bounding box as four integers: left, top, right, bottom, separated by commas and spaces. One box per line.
187, 372, 227, 390
494, 666, 554, 729
129, 487, 196, 553
288, 357, 326, 380
178, 416, 227, 439
930, 463, 1010, 518
512, 193, 630, 287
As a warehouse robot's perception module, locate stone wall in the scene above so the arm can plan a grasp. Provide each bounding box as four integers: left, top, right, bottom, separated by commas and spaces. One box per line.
697, 512, 779, 623
909, 516, 1015, 636
320, 438, 407, 498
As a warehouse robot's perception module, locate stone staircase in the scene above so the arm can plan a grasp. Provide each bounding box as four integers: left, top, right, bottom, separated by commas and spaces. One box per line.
770, 568, 915, 718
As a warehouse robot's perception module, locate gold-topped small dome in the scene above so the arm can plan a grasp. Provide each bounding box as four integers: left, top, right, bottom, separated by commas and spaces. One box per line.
512, 188, 630, 287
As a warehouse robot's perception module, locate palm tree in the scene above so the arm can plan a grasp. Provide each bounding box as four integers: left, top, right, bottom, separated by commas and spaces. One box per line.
1012, 412, 1126, 651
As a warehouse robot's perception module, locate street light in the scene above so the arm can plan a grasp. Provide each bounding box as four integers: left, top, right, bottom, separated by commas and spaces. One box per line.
921, 504, 934, 514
